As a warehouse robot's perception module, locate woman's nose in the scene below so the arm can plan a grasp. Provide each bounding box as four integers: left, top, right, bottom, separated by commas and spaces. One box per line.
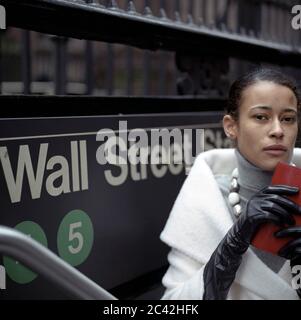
269, 119, 284, 138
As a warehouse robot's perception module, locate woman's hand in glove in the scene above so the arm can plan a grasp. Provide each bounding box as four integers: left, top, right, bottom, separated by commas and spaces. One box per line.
234, 185, 301, 246
203, 185, 301, 300
275, 226, 301, 261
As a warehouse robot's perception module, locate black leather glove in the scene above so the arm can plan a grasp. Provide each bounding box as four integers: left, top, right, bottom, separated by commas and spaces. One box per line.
275, 226, 301, 298
203, 185, 301, 300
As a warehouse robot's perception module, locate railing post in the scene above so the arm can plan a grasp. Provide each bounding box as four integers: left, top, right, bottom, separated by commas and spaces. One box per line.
21, 30, 31, 94
52, 36, 68, 95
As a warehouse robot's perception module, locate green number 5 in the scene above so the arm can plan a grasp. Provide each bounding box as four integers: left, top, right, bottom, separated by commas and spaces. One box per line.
68, 222, 83, 254
57, 210, 93, 266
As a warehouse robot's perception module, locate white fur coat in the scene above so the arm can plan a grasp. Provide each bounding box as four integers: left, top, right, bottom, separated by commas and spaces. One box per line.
160, 148, 301, 300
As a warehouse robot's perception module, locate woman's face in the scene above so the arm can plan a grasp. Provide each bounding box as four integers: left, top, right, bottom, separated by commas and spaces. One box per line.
223, 81, 298, 171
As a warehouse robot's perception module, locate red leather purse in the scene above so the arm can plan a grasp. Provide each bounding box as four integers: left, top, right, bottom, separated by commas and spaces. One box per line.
252, 161, 301, 255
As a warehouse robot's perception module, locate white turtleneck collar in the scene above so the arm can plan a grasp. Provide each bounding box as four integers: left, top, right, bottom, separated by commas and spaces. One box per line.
235, 149, 274, 200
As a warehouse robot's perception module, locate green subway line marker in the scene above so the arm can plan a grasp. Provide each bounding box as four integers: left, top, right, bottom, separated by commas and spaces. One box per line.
57, 209, 94, 267
3, 221, 48, 284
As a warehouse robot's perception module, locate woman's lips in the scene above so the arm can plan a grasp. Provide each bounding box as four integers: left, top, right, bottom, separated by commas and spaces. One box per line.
263, 145, 287, 156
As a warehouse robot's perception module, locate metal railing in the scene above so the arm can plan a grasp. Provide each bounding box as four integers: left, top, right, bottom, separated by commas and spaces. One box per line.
1, 0, 301, 96
0, 225, 117, 300
4, 0, 300, 56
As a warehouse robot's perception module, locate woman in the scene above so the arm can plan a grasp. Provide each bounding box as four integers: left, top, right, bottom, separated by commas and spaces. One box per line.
160, 68, 301, 300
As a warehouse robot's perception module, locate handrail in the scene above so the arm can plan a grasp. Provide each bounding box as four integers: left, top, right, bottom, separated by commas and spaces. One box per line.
0, 225, 117, 300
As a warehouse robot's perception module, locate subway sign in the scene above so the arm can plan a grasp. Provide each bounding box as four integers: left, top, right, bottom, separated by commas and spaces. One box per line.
0, 97, 229, 299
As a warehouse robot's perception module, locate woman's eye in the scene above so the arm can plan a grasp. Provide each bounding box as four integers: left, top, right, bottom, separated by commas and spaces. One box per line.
254, 114, 268, 121
281, 116, 296, 123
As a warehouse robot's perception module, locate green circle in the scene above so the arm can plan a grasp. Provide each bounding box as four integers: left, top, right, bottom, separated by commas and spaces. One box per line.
57, 209, 93, 267
3, 221, 48, 284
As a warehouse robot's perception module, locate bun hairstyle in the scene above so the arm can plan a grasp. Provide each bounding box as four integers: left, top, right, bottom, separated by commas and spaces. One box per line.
226, 68, 301, 121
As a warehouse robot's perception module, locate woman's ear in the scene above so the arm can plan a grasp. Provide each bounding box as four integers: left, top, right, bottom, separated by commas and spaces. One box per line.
223, 115, 238, 140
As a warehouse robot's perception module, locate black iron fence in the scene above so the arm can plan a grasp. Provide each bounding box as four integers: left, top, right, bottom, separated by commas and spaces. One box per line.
1, 0, 301, 96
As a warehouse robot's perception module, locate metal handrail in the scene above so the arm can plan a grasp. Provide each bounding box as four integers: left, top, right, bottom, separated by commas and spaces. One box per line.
0, 225, 117, 300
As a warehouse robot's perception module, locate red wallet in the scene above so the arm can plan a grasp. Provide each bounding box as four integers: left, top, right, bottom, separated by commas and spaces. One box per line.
251, 161, 301, 255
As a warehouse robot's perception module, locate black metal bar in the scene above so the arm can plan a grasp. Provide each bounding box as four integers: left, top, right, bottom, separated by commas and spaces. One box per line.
270, 1, 276, 42
0, 33, 2, 94
126, 46, 133, 95
276, 2, 281, 42
282, 2, 287, 44
106, 43, 114, 95
85, 40, 94, 95
175, 0, 180, 13
84, 0, 94, 95
189, 0, 193, 18
54, 36, 67, 95
159, 0, 167, 95
21, 30, 31, 94
143, 52, 150, 96
214, 0, 218, 28
173, 0, 182, 94
143, 0, 151, 95
159, 51, 167, 95
284, 3, 290, 45
3, 0, 301, 67
202, 0, 208, 26
262, 0, 268, 40
0, 95, 227, 117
